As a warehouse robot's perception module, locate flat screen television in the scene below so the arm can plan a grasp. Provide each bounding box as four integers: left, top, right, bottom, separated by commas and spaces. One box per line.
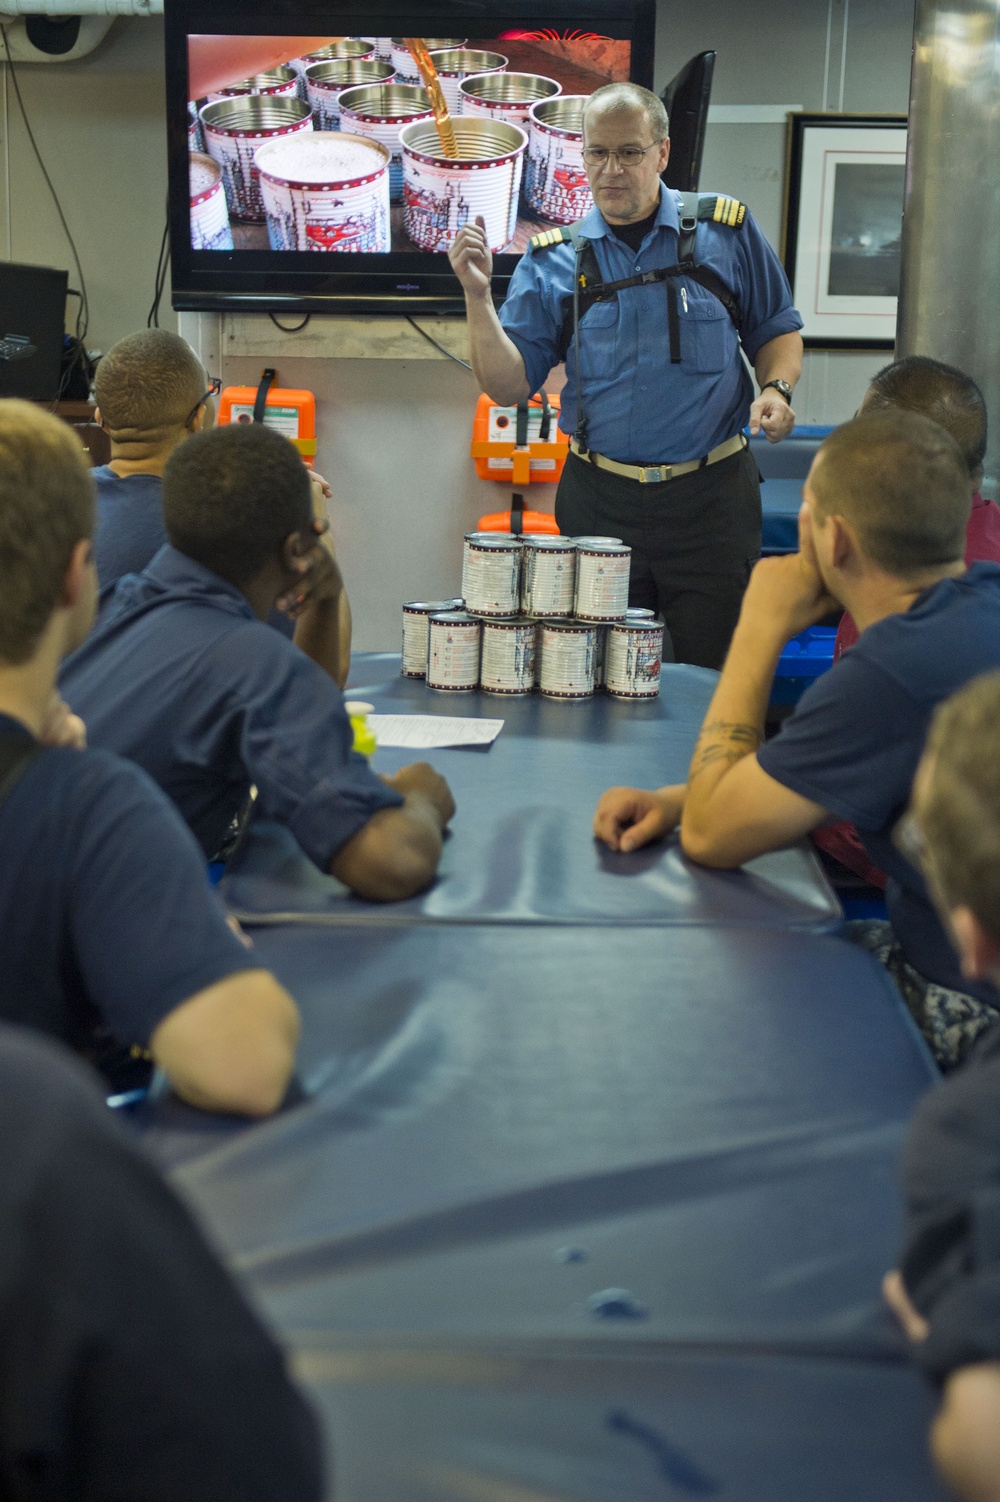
165, 0, 656, 314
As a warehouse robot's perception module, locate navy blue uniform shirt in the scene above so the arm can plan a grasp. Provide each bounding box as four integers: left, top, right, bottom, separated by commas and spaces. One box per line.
499, 184, 803, 464
758, 563, 1000, 1002
92, 466, 169, 594
0, 1022, 323, 1496
92, 465, 295, 640
0, 715, 254, 1052
61, 545, 403, 869
900, 1020, 1000, 1383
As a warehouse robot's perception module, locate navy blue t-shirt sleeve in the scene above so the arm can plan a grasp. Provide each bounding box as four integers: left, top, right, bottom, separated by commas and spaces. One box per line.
757, 652, 928, 829
211, 628, 404, 871
64, 752, 257, 1047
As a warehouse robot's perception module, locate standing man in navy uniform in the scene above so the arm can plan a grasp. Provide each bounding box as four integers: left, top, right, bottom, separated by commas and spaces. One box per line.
448, 82, 804, 669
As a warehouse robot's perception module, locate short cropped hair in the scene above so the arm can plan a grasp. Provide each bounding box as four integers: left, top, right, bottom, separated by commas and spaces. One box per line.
583, 82, 669, 141
94, 330, 204, 437
864, 355, 988, 481
920, 671, 1000, 943
810, 409, 970, 576
0, 400, 94, 664
163, 422, 311, 588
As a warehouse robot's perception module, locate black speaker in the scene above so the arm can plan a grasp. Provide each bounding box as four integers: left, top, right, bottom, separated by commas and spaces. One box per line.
660, 51, 716, 194
0, 262, 68, 401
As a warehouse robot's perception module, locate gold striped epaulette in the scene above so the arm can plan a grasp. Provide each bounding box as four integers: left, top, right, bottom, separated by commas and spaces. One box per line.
702, 195, 747, 229
528, 226, 576, 251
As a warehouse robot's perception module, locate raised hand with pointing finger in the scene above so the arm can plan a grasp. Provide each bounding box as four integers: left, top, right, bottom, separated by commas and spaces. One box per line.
447, 214, 493, 301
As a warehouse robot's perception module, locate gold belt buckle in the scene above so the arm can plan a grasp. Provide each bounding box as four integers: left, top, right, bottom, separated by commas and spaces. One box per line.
638, 464, 670, 484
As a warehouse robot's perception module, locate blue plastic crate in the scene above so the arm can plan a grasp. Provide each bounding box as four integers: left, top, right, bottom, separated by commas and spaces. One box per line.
770, 626, 837, 706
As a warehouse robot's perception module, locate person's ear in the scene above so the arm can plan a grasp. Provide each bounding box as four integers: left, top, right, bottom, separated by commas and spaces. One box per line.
94, 406, 107, 432
826, 514, 856, 571
279, 532, 302, 575
60, 539, 93, 610
950, 905, 1000, 985
658, 136, 671, 174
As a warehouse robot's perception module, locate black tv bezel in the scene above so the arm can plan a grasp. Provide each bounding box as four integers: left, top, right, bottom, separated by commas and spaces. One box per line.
166, 0, 656, 315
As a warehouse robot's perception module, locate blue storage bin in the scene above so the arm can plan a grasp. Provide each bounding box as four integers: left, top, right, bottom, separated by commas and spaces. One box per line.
771, 625, 838, 706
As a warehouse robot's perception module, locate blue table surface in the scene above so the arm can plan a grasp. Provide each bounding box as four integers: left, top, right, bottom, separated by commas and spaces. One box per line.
296, 1347, 946, 1502
138, 920, 943, 1500
143, 643, 943, 1502
219, 660, 841, 932
148, 924, 935, 1348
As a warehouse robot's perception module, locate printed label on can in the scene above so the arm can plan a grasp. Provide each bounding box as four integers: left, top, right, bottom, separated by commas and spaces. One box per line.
606, 621, 663, 699
521, 542, 576, 616
401, 608, 431, 677
461, 541, 521, 616
427, 615, 481, 689
574, 546, 631, 621
400, 600, 462, 677
538, 622, 596, 698
480, 618, 536, 693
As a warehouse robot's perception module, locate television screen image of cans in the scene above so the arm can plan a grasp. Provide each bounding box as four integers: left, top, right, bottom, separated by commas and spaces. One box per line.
187, 32, 634, 257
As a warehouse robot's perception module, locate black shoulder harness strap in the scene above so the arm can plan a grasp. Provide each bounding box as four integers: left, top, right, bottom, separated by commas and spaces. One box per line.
0, 731, 42, 813
530, 193, 748, 369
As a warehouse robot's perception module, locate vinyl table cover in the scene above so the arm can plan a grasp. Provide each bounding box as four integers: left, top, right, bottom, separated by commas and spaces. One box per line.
218, 661, 841, 930
145, 923, 943, 1499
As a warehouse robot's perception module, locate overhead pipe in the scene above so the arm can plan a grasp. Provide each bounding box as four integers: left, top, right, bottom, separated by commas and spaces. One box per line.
0, 1, 160, 12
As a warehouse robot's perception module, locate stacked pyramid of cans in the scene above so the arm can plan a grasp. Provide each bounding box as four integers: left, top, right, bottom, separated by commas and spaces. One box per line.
402, 532, 664, 699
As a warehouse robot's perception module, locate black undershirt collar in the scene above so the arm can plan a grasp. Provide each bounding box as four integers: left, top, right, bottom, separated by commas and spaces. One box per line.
609, 208, 659, 254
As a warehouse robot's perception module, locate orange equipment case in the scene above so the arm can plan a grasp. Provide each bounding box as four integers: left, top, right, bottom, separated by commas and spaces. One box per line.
218, 372, 316, 466
471, 390, 569, 486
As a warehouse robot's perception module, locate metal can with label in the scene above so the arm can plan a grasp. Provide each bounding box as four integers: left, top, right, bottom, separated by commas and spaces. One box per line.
521, 535, 576, 617
537, 618, 597, 698
574, 541, 631, 622
606, 614, 665, 699
461, 535, 522, 617
189, 153, 234, 250
427, 611, 482, 691
480, 616, 536, 694
401, 599, 464, 678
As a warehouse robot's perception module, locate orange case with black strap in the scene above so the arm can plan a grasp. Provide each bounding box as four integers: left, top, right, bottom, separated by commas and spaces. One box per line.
471, 390, 569, 485
217, 367, 316, 466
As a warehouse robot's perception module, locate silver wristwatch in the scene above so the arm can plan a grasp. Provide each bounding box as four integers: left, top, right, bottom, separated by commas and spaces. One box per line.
761, 378, 793, 403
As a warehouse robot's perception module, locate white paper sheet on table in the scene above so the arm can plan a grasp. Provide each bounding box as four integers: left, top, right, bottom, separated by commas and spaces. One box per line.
368, 714, 504, 749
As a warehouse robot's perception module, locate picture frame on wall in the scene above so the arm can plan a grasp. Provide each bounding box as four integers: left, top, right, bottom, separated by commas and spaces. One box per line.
782, 113, 907, 349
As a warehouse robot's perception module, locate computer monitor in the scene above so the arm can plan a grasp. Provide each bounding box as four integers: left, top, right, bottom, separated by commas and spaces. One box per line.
0, 262, 68, 402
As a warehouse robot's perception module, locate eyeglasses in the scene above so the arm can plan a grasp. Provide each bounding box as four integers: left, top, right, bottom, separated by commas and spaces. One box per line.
891, 808, 928, 873
184, 375, 222, 431
582, 142, 661, 168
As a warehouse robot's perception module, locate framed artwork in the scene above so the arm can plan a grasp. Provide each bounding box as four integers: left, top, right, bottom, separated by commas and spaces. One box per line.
782, 113, 907, 349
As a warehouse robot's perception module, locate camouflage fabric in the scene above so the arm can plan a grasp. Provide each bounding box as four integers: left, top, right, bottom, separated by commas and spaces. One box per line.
847, 918, 999, 1071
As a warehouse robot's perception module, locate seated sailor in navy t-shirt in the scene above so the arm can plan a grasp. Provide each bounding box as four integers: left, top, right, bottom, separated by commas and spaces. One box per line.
880, 673, 1000, 1502
595, 409, 1000, 1066
91, 327, 339, 655
90, 329, 213, 594
0, 400, 300, 1114
62, 421, 455, 902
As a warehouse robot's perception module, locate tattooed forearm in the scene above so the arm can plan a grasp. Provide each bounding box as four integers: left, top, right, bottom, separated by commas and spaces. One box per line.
689, 721, 763, 782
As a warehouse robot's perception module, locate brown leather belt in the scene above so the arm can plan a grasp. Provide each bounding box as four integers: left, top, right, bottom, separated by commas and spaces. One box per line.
569, 431, 747, 485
